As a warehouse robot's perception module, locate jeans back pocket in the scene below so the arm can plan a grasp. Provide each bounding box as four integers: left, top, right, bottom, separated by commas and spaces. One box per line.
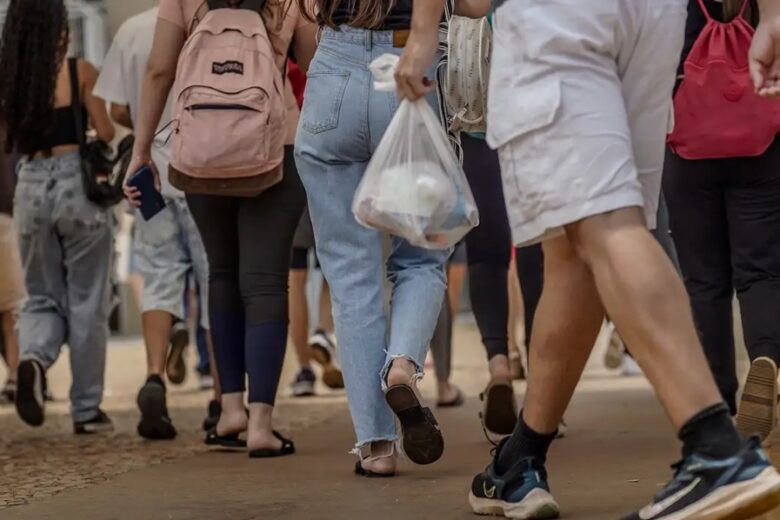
301, 71, 350, 135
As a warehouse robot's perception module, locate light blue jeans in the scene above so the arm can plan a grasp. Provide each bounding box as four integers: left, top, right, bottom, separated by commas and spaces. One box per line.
295, 26, 450, 451
14, 152, 114, 422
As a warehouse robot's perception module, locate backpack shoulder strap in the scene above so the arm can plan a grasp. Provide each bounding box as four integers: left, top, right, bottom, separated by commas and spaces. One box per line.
206, 0, 265, 12
68, 58, 87, 155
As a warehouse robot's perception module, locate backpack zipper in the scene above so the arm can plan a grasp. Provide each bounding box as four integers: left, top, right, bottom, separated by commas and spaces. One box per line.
186, 103, 260, 112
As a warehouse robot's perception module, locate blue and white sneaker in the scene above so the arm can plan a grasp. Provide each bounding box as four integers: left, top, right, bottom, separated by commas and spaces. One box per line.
469, 440, 560, 519
621, 437, 780, 520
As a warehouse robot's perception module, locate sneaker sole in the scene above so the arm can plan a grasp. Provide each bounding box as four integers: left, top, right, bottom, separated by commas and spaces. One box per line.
657, 466, 780, 520
737, 357, 777, 442
16, 361, 44, 427
311, 344, 345, 389
469, 489, 561, 519
75, 421, 115, 435
137, 384, 176, 440
166, 328, 189, 385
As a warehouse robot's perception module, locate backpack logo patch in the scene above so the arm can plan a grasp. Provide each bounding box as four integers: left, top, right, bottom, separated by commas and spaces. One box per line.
212, 61, 244, 75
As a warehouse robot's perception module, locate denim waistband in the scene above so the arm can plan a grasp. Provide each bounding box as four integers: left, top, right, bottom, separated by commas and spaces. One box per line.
17, 151, 81, 180
320, 25, 399, 47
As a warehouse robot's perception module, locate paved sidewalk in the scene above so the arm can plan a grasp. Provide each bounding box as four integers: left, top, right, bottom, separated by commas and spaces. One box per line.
2, 322, 779, 519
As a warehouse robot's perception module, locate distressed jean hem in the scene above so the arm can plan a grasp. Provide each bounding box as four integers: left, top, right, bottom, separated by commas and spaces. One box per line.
350, 436, 399, 459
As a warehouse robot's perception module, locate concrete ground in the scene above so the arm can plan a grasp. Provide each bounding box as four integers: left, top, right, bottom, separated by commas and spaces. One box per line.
2, 321, 779, 520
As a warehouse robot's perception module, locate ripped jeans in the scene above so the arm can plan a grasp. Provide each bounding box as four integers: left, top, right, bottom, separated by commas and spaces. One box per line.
295, 26, 449, 451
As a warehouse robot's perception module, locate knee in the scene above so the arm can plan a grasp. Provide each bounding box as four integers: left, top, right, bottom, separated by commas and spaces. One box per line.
239, 271, 288, 324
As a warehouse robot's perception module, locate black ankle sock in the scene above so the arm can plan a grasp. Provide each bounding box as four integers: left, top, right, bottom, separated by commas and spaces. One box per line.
495, 411, 557, 473
147, 374, 165, 387
679, 402, 742, 459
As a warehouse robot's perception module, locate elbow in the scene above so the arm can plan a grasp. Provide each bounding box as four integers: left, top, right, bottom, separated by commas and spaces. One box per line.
454, 0, 491, 18
146, 61, 176, 90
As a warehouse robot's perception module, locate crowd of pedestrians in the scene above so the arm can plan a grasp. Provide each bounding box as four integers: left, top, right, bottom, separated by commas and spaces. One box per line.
3, 0, 780, 517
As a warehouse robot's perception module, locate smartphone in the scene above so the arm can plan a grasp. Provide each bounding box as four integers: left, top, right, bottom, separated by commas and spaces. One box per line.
127, 165, 166, 221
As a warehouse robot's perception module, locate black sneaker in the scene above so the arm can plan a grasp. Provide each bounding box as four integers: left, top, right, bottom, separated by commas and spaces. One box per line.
291, 368, 316, 397
469, 439, 560, 519
621, 437, 780, 520
15, 359, 46, 427
137, 376, 177, 440
74, 409, 114, 435
202, 399, 221, 432
166, 321, 190, 385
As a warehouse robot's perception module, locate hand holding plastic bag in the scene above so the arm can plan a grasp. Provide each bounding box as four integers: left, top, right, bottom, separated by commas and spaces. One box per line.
352, 54, 479, 250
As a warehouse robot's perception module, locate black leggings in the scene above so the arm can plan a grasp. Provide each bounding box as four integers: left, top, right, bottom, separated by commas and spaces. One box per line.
461, 134, 544, 359
187, 146, 306, 405
664, 139, 780, 414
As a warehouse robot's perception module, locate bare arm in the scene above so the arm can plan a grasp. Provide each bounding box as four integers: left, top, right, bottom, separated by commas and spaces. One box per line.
110, 103, 133, 130
396, 0, 446, 100
292, 21, 318, 73
454, 0, 490, 19
751, 0, 780, 96
130, 18, 185, 166
125, 18, 185, 199
79, 60, 115, 143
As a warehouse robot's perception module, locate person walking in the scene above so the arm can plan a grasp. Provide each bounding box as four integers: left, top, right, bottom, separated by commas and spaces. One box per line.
295, 0, 491, 475
94, 5, 219, 440
0, 0, 116, 434
125, 0, 316, 457
289, 218, 343, 397
398, 0, 780, 518
0, 128, 25, 404
664, 0, 780, 444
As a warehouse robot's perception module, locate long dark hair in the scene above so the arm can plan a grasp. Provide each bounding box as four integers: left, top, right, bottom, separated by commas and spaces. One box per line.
299, 0, 396, 30
0, 0, 69, 154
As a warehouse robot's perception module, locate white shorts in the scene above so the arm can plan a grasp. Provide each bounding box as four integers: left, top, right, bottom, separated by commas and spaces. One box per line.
488, 0, 687, 246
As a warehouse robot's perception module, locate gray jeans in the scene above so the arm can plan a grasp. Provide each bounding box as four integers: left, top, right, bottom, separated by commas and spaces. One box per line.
14, 152, 113, 421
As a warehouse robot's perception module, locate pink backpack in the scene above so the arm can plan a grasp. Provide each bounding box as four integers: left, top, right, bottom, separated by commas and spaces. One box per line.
169, 0, 285, 197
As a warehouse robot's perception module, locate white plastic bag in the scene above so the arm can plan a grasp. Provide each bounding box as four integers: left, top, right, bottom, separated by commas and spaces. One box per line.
352, 54, 479, 250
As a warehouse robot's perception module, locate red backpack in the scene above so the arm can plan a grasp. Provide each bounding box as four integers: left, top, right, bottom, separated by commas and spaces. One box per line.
668, 0, 780, 159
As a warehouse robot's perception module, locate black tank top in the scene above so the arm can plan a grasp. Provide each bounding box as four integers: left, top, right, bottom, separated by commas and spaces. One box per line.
34, 105, 86, 152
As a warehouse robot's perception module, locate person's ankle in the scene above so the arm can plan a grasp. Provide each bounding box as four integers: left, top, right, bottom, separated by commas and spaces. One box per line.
386, 358, 417, 387
488, 355, 512, 381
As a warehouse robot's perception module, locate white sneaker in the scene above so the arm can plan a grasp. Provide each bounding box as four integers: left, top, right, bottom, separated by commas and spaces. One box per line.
604, 321, 625, 370
621, 356, 642, 377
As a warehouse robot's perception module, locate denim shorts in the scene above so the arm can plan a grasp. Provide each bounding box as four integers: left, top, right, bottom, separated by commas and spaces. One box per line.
133, 195, 209, 328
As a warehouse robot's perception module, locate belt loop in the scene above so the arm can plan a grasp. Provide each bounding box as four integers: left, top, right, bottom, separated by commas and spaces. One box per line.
365, 28, 372, 51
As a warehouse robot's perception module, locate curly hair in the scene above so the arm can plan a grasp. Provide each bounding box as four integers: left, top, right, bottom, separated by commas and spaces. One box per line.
0, 0, 69, 154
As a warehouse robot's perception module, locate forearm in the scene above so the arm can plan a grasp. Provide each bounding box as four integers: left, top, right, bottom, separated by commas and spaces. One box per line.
133, 69, 174, 156
758, 0, 780, 19
411, 0, 446, 32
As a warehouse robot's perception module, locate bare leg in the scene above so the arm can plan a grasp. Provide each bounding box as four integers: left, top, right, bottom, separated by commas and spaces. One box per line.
507, 257, 524, 353
318, 279, 334, 333
523, 236, 606, 433
447, 263, 467, 316
289, 270, 313, 369
205, 331, 221, 399
142, 310, 173, 377
1, 312, 19, 381
567, 207, 721, 429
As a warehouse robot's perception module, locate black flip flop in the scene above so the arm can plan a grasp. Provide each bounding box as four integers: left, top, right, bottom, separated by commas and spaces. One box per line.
385, 384, 444, 465
480, 380, 517, 436
205, 428, 247, 448
354, 460, 396, 478
249, 431, 296, 458
437, 386, 465, 408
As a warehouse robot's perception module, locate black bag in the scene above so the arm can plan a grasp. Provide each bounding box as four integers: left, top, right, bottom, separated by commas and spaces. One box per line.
68, 58, 129, 208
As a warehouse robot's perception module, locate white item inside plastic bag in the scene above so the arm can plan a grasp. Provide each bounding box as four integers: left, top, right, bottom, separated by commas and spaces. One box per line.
353, 54, 479, 250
